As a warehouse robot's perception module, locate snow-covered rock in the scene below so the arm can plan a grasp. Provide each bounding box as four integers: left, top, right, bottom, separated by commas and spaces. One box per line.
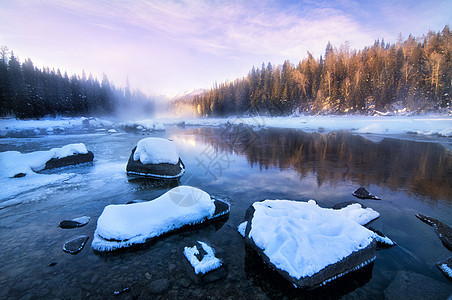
241, 199, 380, 289
126, 138, 185, 179
0, 143, 93, 178
184, 241, 222, 275
92, 186, 230, 252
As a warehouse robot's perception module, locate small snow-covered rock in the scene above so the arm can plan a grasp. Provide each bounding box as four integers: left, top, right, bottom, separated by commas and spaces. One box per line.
59, 216, 90, 229
63, 235, 89, 255
184, 241, 222, 275
126, 138, 185, 179
242, 199, 379, 289
92, 186, 230, 252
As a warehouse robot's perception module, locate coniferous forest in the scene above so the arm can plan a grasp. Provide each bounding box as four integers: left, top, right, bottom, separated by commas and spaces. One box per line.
176, 26, 451, 116
0, 47, 155, 119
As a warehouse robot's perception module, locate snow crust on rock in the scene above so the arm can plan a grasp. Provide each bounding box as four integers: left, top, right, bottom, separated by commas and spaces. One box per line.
92, 186, 215, 251
438, 263, 452, 278
184, 241, 222, 274
338, 203, 380, 225
248, 200, 378, 279
133, 137, 179, 165
237, 221, 248, 237
0, 143, 88, 178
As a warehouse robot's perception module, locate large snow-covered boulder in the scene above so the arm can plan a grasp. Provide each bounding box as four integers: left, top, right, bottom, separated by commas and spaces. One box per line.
241, 200, 380, 289
0, 143, 93, 178
126, 137, 185, 179
92, 186, 230, 252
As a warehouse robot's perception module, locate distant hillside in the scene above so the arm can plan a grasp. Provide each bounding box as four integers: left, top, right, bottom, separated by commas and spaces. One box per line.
0, 47, 155, 119
171, 88, 207, 101
175, 26, 451, 117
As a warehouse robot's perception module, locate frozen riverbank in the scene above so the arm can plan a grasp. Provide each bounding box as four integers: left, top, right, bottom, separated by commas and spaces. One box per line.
1, 114, 451, 138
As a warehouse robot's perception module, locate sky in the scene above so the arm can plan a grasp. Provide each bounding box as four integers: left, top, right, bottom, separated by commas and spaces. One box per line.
0, 0, 450, 98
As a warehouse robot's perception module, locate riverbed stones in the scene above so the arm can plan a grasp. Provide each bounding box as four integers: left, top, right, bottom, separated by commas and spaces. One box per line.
63, 235, 89, 254
149, 278, 169, 295
384, 271, 451, 299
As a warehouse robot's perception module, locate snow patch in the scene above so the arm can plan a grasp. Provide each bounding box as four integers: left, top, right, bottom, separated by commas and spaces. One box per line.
237, 221, 248, 237
373, 233, 396, 246
184, 241, 222, 274
133, 137, 179, 165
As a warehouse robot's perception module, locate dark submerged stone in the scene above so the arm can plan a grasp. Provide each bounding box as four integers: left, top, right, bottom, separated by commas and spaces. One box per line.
63, 235, 89, 255
149, 278, 169, 295
352, 187, 380, 200
384, 271, 451, 299
58, 216, 90, 229
59, 220, 84, 229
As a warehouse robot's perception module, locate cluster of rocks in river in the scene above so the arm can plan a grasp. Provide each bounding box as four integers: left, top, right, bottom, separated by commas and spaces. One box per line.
46, 137, 449, 295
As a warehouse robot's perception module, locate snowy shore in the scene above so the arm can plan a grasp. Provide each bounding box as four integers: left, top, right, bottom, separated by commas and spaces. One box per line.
1, 115, 451, 138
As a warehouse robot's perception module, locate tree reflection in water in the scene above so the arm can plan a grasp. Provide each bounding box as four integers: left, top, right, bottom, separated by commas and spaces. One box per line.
189, 126, 452, 202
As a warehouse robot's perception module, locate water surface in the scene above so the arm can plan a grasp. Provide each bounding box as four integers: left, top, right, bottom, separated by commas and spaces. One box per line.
0, 125, 451, 299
